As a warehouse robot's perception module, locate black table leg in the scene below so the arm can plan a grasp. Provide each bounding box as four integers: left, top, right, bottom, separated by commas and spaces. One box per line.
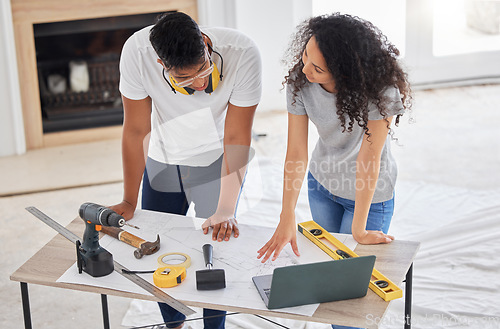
404, 263, 413, 329
101, 294, 110, 329
20, 282, 32, 329
20, 283, 110, 329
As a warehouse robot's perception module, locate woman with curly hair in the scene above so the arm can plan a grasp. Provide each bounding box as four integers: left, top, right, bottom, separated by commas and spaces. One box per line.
258, 13, 412, 265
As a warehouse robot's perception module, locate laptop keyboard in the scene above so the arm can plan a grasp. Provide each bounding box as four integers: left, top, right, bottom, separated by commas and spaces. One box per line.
264, 288, 271, 298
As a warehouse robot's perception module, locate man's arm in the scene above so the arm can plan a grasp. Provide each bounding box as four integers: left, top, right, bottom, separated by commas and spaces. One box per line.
109, 95, 152, 219
202, 102, 257, 241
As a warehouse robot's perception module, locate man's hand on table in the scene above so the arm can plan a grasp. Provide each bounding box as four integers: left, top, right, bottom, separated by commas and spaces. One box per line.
202, 213, 239, 242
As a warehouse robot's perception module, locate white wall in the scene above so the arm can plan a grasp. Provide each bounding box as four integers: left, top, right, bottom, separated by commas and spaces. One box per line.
312, 0, 500, 88
0, 0, 25, 157
233, 0, 312, 111
404, 0, 500, 87
198, 0, 312, 111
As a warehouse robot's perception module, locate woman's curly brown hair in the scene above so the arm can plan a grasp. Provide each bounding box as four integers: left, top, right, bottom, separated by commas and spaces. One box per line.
284, 13, 412, 139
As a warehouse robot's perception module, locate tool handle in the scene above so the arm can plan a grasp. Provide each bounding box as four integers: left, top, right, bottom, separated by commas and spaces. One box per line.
202, 244, 213, 267
101, 226, 146, 248
82, 221, 100, 252
120, 231, 146, 248
100, 226, 122, 239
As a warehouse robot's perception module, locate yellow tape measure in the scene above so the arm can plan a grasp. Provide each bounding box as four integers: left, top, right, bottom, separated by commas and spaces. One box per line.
153, 252, 190, 288
153, 266, 186, 288
298, 221, 403, 301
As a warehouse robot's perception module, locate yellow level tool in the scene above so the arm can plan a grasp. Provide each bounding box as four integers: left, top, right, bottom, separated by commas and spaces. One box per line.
298, 221, 403, 301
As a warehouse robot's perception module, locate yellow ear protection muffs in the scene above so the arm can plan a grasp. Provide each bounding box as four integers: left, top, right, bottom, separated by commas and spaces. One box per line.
162, 44, 223, 95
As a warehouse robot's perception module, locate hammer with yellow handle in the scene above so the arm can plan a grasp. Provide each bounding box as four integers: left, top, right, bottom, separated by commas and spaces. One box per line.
100, 226, 160, 259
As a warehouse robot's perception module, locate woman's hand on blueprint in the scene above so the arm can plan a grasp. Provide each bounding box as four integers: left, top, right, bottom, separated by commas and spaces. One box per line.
202, 213, 239, 242
257, 211, 301, 263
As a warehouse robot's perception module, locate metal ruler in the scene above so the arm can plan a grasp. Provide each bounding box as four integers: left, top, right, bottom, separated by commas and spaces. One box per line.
25, 206, 196, 316
298, 220, 403, 301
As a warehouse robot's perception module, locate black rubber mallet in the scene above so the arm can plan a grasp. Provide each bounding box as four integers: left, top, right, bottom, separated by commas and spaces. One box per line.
196, 244, 226, 290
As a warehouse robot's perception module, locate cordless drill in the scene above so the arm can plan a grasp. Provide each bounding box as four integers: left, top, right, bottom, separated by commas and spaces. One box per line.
77, 202, 125, 277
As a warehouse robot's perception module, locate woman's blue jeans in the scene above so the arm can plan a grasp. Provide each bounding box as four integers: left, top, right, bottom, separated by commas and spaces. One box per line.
307, 171, 394, 329
307, 172, 394, 235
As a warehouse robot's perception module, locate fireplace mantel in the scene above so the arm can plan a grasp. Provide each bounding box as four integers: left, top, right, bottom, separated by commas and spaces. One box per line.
11, 0, 197, 149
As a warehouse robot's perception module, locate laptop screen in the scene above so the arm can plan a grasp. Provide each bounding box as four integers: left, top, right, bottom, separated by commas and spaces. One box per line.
253, 255, 376, 309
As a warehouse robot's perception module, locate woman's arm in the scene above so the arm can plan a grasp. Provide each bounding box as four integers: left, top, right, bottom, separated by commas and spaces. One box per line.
257, 112, 309, 262
351, 117, 395, 244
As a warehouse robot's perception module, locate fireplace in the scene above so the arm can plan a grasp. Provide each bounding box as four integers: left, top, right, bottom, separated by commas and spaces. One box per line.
34, 13, 163, 133
11, 0, 198, 149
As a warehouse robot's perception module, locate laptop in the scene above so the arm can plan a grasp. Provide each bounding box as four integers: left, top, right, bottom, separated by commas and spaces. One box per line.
252, 255, 376, 309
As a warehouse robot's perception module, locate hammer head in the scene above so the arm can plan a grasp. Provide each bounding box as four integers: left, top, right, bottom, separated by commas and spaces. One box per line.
134, 234, 160, 259
196, 269, 226, 290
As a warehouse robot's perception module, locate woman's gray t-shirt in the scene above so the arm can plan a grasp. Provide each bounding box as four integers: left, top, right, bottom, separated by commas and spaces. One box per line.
287, 82, 404, 203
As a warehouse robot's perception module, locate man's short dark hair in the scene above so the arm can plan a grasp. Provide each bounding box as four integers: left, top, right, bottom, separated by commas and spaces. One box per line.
149, 12, 205, 70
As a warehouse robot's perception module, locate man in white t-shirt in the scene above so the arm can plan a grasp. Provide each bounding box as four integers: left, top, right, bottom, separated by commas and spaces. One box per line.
110, 12, 262, 329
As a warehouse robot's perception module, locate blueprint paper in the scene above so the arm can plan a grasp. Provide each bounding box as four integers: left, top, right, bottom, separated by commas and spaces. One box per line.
57, 210, 357, 317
